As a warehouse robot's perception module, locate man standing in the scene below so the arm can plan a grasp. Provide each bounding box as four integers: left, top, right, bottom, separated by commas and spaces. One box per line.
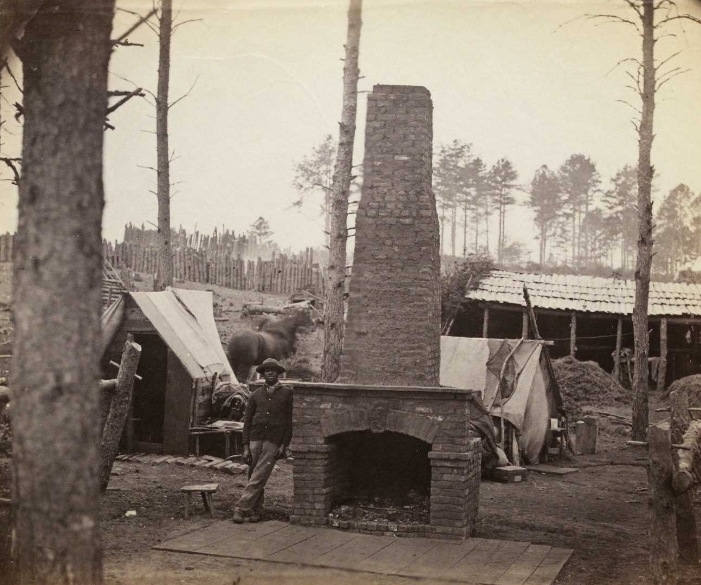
232, 358, 293, 523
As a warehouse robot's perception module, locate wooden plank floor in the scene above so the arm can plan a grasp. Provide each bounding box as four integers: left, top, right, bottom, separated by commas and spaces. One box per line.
154, 521, 573, 584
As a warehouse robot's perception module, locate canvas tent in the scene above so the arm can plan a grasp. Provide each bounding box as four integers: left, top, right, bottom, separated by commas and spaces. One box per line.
440, 336, 564, 464
102, 287, 235, 455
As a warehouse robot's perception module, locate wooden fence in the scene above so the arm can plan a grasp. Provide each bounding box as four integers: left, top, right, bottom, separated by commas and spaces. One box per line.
0, 230, 327, 296
103, 240, 326, 296
122, 223, 280, 260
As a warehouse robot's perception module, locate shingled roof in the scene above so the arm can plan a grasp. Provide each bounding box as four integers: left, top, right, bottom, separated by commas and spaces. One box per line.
465, 270, 701, 317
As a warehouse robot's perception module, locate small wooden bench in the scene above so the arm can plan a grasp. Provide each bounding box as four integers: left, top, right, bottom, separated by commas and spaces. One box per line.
181, 483, 219, 519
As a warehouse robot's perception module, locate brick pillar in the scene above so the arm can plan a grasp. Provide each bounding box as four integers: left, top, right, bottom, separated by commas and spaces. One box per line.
290, 445, 336, 526
340, 85, 440, 386
428, 438, 482, 539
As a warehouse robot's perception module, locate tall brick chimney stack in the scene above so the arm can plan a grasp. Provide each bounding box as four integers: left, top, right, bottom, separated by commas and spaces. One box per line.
340, 85, 440, 386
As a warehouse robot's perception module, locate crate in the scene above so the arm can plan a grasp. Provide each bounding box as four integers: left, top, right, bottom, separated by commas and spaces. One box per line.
490, 465, 528, 483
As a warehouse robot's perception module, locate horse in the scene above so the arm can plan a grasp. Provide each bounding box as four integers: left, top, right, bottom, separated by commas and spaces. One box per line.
226, 309, 312, 383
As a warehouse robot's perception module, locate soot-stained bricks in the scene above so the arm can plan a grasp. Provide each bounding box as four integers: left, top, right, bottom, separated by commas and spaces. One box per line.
340, 85, 441, 386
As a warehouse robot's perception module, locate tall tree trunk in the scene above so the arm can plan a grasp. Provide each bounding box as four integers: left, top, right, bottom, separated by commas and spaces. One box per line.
155, 0, 173, 291
439, 209, 445, 254
632, 0, 655, 441
462, 203, 468, 256
322, 0, 362, 383
11, 0, 115, 582
450, 203, 457, 256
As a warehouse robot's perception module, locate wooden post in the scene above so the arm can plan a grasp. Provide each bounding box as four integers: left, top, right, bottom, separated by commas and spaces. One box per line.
100, 341, 142, 492
613, 317, 623, 380
657, 318, 668, 395
648, 422, 678, 585
569, 312, 577, 357
670, 389, 699, 564
521, 309, 529, 339
575, 416, 598, 454
482, 306, 489, 338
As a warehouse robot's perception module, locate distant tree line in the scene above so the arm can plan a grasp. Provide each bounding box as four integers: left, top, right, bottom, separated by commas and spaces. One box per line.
433, 140, 701, 280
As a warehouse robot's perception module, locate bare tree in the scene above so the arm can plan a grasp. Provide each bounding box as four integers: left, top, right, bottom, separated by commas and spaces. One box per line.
584, 0, 699, 439
322, 0, 362, 382
155, 0, 173, 290
7, 0, 115, 582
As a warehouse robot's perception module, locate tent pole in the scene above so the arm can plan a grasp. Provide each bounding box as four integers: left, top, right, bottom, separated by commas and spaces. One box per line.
657, 318, 668, 394
482, 306, 489, 338
614, 317, 623, 381
569, 313, 577, 357
522, 309, 529, 339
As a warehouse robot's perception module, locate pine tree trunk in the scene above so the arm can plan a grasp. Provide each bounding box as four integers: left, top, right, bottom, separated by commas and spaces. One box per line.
156, 0, 173, 291
450, 203, 457, 256
632, 0, 655, 441
322, 0, 362, 382
11, 1, 115, 582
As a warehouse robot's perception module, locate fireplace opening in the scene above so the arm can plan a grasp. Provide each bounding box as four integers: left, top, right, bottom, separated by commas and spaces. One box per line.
329, 430, 431, 524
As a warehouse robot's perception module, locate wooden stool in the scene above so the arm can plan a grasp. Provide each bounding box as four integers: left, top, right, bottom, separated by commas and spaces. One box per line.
181, 483, 219, 519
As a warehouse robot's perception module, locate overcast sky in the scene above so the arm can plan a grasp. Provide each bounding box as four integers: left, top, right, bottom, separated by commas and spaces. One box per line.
1, 0, 700, 255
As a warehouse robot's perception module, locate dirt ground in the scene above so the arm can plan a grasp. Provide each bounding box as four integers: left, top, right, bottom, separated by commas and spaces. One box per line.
1, 266, 700, 584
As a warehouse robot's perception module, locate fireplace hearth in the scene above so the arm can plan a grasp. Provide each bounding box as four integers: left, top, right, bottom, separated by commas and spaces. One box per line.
289, 382, 481, 540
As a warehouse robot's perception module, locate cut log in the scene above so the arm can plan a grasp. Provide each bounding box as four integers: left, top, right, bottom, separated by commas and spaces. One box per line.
647, 422, 678, 585
672, 419, 701, 495
100, 341, 142, 493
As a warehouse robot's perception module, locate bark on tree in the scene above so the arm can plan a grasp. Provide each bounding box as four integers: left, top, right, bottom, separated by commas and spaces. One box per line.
631, 0, 655, 441
10, 0, 115, 583
99, 341, 142, 493
155, 0, 174, 291
647, 423, 677, 585
322, 0, 362, 382
669, 389, 699, 564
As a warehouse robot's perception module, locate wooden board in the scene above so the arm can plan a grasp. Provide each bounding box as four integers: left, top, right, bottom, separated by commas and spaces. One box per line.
525, 465, 579, 475
361, 537, 439, 574
152, 520, 241, 552
313, 533, 395, 569
441, 539, 507, 581
398, 538, 481, 578
471, 540, 531, 584
523, 547, 574, 585
198, 525, 315, 559
154, 522, 573, 585
267, 529, 356, 564
494, 544, 552, 585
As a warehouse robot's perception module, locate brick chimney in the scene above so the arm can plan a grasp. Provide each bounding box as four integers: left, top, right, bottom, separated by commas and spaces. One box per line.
340, 85, 440, 386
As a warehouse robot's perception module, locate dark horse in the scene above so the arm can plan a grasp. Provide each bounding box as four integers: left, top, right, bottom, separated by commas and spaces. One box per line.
226, 310, 311, 382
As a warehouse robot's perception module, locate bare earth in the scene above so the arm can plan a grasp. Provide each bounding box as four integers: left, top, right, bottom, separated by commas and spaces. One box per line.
1, 267, 700, 584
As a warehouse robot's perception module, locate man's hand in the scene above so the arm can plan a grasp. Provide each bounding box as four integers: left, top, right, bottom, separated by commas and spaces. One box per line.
275, 445, 286, 460
242, 445, 251, 465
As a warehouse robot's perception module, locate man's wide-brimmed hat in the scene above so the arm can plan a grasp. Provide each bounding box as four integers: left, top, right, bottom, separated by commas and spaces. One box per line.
256, 358, 286, 374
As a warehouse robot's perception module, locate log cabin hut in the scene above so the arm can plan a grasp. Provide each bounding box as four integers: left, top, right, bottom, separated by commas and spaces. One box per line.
448, 270, 701, 390
101, 286, 234, 456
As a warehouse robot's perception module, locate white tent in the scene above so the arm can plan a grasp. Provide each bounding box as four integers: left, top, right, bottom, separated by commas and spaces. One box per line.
130, 288, 232, 379
440, 336, 563, 464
